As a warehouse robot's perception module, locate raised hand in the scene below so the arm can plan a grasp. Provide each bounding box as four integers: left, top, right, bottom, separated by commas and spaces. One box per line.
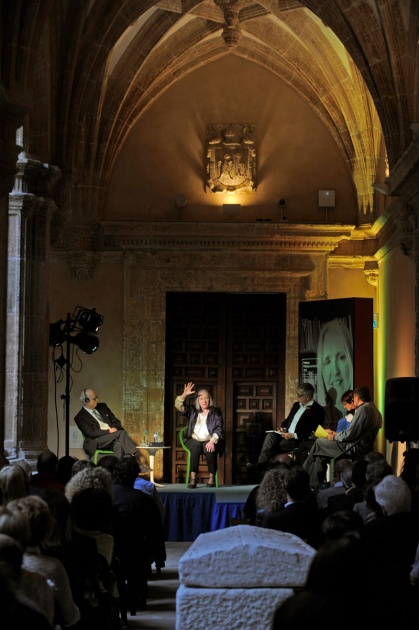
183, 382, 195, 397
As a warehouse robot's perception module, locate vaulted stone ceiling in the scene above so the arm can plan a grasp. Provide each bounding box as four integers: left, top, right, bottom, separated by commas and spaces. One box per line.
47, 0, 415, 221
4, 1, 416, 224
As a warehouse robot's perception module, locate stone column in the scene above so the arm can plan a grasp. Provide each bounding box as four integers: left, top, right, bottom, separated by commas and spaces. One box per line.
0, 91, 27, 456
5, 155, 60, 464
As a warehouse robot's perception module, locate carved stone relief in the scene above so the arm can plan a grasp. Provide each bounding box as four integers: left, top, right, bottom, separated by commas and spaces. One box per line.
206, 123, 256, 193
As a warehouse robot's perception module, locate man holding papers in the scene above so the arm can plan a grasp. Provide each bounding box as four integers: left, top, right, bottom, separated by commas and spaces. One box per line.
247, 382, 325, 473
303, 386, 382, 488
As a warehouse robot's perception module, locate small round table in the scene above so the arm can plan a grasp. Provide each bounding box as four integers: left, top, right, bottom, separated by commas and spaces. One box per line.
137, 445, 171, 487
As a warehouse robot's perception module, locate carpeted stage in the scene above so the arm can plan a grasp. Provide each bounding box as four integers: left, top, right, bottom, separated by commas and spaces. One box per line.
157, 484, 256, 542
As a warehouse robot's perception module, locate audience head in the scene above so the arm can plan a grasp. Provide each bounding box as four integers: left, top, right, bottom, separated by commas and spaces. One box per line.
36, 450, 58, 474
364, 450, 386, 463
0, 505, 30, 549
56, 455, 78, 485
373, 475, 412, 515
0, 465, 29, 505
361, 479, 382, 517
112, 455, 140, 486
321, 509, 364, 541
339, 462, 354, 490
400, 447, 419, 490
96, 454, 119, 475
268, 453, 296, 469
351, 459, 368, 488
71, 459, 96, 477
65, 465, 112, 502
284, 466, 311, 501
366, 459, 393, 482
332, 458, 352, 483
8, 495, 53, 546
306, 533, 368, 596
11, 459, 32, 480
256, 466, 288, 512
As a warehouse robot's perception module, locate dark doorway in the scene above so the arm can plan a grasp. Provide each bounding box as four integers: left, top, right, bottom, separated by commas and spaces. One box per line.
165, 293, 286, 485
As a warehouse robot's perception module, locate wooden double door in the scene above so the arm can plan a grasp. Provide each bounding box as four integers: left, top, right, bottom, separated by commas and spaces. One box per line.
165, 292, 286, 485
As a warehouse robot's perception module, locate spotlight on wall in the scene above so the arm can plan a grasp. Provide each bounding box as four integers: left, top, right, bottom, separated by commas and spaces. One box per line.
175, 195, 188, 208
318, 190, 335, 207
223, 203, 241, 217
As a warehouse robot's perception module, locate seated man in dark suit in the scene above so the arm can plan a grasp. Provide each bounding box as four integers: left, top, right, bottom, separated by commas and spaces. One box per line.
247, 382, 325, 473
74, 388, 138, 460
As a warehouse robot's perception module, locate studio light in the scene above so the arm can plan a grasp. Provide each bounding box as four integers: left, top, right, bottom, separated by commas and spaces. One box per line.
49, 305, 104, 457
72, 331, 100, 354
77, 307, 104, 333
49, 321, 66, 347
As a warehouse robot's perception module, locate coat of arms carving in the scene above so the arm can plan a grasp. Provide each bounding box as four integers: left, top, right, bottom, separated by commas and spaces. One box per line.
206, 123, 256, 193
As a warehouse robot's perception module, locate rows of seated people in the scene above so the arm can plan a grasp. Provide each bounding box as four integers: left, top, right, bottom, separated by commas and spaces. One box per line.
0, 449, 166, 630
242, 448, 419, 628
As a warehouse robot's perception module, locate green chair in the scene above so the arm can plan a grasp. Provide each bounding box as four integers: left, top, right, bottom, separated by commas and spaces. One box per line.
179, 425, 219, 487
92, 447, 115, 465
80, 431, 114, 464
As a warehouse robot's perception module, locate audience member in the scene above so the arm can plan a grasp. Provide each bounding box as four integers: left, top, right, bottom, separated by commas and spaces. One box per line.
56, 455, 78, 486
111, 456, 167, 612
71, 458, 96, 477
0, 532, 53, 629
242, 455, 294, 525
0, 504, 55, 625
8, 494, 80, 628
320, 508, 364, 542
258, 466, 322, 548
0, 464, 29, 505
364, 450, 386, 463
29, 450, 65, 494
303, 386, 382, 487
65, 465, 113, 504
255, 466, 289, 526
361, 474, 419, 623
315, 458, 352, 510
271, 533, 381, 628
327, 459, 368, 513
11, 458, 32, 484
353, 458, 393, 522
399, 447, 419, 490
68, 486, 120, 629
247, 382, 325, 474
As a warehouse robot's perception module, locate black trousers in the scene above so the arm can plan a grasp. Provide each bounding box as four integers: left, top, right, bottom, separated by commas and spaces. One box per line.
185, 438, 217, 475
257, 432, 298, 465
96, 430, 138, 458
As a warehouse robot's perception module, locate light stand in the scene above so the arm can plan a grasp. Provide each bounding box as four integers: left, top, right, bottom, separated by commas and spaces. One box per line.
50, 306, 104, 456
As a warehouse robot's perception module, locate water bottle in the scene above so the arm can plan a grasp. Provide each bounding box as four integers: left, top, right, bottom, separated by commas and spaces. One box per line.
153, 431, 160, 443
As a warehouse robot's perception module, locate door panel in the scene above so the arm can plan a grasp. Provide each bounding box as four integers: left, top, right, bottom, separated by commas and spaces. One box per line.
166, 293, 285, 485
233, 382, 277, 485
